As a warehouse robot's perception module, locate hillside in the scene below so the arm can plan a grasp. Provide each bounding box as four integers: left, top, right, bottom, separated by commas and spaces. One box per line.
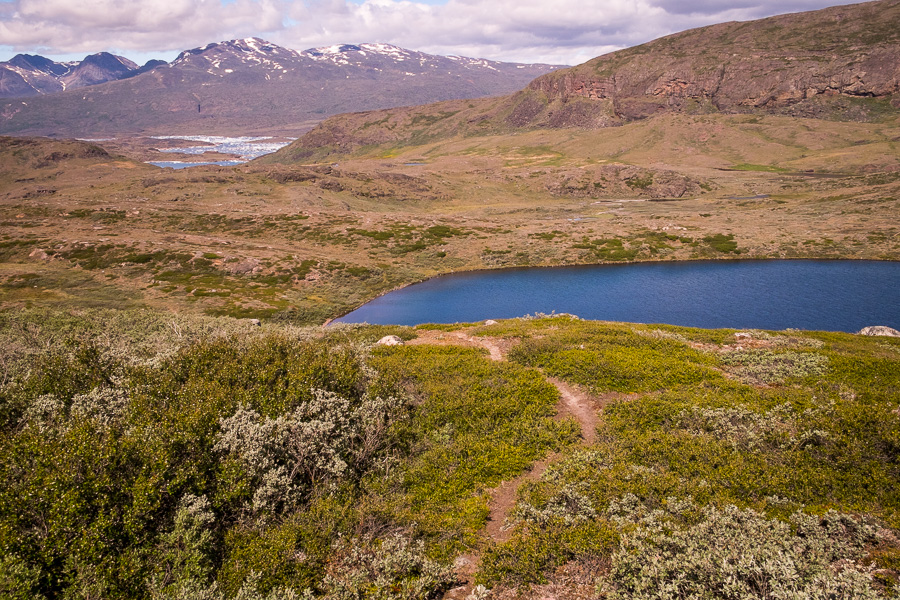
522, 0, 900, 124
0, 39, 563, 137
0, 309, 898, 599
2, 2, 900, 594
269, 0, 900, 162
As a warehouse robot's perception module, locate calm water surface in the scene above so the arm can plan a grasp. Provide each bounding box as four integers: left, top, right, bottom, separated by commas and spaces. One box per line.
334, 260, 900, 332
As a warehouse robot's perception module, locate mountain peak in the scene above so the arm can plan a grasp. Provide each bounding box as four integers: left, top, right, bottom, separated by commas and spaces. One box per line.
0, 38, 563, 131
79, 52, 138, 72
226, 37, 284, 54
8, 54, 70, 76
173, 38, 295, 67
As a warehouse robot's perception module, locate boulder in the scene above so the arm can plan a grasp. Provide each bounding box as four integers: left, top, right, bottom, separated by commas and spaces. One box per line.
376, 335, 404, 346
856, 326, 900, 337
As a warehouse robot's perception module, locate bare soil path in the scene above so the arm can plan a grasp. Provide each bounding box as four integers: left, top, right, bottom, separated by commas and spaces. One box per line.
409, 328, 602, 598
407, 329, 507, 361
547, 377, 598, 445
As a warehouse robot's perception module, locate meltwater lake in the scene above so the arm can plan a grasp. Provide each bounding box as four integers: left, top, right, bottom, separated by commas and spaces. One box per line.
334, 260, 900, 332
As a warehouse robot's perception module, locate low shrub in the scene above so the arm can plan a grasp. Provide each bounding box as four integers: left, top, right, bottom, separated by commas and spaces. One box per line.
722, 349, 829, 384
604, 496, 879, 599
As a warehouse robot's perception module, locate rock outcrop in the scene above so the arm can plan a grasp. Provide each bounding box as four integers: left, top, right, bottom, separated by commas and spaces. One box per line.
519, 0, 900, 127
857, 326, 900, 337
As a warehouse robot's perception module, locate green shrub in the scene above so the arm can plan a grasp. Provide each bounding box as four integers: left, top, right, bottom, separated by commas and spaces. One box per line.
721, 349, 829, 384
478, 520, 617, 586
703, 233, 739, 253
0, 554, 46, 600
215, 390, 405, 516
509, 328, 721, 394
604, 496, 879, 599
149, 494, 219, 598
314, 534, 456, 599
1, 312, 897, 598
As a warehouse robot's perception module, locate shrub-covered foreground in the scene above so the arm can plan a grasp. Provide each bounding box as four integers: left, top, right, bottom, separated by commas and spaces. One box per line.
476, 317, 900, 596
1, 309, 899, 599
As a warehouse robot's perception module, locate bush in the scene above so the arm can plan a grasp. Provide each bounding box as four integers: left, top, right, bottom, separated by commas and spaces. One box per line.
722, 350, 829, 385
215, 390, 404, 516
604, 496, 879, 599
315, 534, 456, 599
477, 520, 617, 586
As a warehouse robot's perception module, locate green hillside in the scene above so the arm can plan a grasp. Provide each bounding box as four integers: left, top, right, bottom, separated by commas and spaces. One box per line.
1, 309, 899, 598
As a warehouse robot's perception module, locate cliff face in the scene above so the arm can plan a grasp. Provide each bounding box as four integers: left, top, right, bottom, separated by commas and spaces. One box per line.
524, 0, 900, 124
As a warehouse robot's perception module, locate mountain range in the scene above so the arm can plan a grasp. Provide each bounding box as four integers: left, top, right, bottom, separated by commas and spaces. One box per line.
0, 52, 166, 98
0, 39, 563, 137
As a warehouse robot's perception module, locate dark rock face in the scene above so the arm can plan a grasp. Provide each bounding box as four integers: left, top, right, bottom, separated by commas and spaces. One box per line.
520, 0, 900, 126
9, 54, 69, 77
0, 54, 71, 97
61, 53, 138, 89
0, 68, 40, 97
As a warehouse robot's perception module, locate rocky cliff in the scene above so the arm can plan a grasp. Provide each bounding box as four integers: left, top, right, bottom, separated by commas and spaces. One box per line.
519, 0, 900, 126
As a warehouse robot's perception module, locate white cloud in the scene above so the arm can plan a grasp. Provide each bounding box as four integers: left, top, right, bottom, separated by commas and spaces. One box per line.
0, 0, 863, 65
1, 0, 287, 57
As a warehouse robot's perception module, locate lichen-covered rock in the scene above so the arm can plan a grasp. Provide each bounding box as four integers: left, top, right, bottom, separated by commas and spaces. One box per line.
856, 325, 900, 337
376, 335, 404, 346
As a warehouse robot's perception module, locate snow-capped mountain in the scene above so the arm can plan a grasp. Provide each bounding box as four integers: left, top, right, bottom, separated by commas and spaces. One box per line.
0, 38, 564, 136
167, 38, 558, 84
0, 53, 160, 98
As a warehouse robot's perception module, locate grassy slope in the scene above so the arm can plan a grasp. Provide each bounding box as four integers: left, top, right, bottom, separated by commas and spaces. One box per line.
0, 309, 898, 598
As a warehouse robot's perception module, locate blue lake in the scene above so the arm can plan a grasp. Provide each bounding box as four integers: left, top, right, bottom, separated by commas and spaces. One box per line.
334, 260, 900, 332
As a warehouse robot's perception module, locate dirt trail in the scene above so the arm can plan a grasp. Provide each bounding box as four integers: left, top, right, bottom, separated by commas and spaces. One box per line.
547, 377, 598, 444
484, 454, 556, 542
410, 328, 600, 598
408, 329, 505, 361
479, 377, 597, 549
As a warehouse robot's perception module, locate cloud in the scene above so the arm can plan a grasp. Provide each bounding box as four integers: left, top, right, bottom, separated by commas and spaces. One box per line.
1, 0, 287, 57
0, 0, 861, 64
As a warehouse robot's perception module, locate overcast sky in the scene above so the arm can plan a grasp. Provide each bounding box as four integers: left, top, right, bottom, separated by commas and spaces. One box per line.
0, 0, 864, 66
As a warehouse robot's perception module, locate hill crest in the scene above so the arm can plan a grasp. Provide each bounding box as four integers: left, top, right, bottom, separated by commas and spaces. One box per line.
267, 0, 900, 162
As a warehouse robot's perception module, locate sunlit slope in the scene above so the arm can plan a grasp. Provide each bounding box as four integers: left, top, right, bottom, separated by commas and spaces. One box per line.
266, 0, 900, 165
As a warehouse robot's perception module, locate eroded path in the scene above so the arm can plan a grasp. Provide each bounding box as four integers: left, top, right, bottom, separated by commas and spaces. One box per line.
407, 327, 602, 598
547, 377, 598, 445
407, 329, 506, 361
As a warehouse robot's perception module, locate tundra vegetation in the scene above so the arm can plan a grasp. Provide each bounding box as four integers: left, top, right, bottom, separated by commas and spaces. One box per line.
0, 309, 898, 599
1, 103, 900, 325
1, 5, 899, 597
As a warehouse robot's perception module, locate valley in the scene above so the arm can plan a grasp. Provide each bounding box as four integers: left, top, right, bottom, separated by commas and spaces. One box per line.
1, 1, 899, 598
2, 109, 898, 324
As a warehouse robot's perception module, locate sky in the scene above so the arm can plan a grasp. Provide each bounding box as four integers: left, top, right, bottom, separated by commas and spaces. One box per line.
0, 0, 864, 66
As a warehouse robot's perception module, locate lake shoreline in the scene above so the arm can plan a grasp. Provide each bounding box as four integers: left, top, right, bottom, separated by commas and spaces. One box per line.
332, 257, 900, 331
